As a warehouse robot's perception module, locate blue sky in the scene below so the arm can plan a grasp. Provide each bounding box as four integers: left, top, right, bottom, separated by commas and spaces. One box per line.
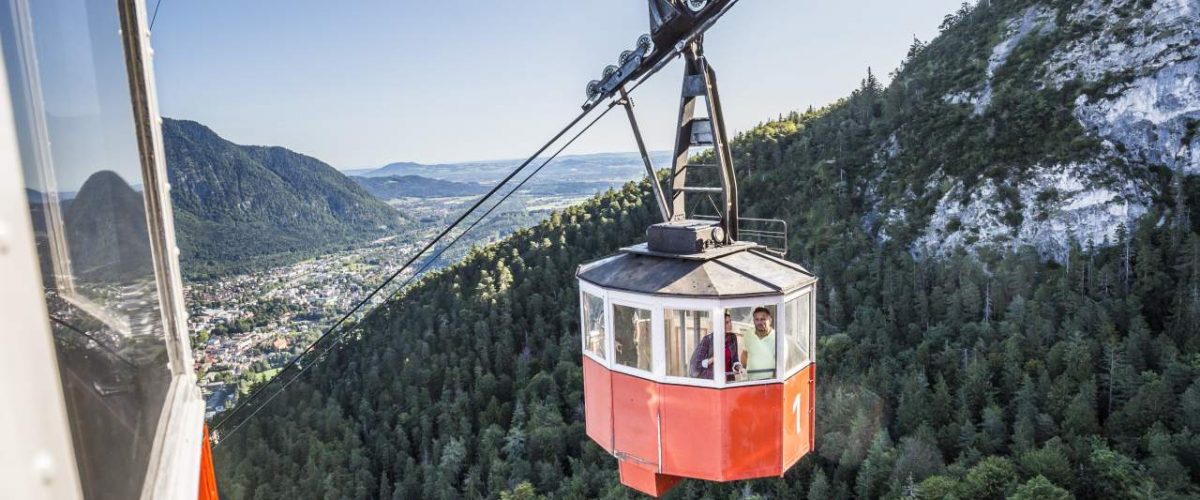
151, 1, 965, 169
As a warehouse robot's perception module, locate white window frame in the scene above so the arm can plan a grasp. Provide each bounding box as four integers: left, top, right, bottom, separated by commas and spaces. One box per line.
578, 282, 609, 366
781, 285, 816, 380
718, 296, 784, 388
608, 295, 659, 379
1, 0, 204, 498
583, 286, 795, 389
0, 47, 84, 499
579, 281, 816, 389
119, 1, 205, 497
660, 304, 722, 388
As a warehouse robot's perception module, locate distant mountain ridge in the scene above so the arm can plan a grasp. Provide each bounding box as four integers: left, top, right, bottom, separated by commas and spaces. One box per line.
351, 174, 489, 199
162, 118, 407, 277
352, 151, 673, 185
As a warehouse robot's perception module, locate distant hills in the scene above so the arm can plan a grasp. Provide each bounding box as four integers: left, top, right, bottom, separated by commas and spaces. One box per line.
351, 175, 489, 199
162, 119, 408, 277
348, 151, 673, 186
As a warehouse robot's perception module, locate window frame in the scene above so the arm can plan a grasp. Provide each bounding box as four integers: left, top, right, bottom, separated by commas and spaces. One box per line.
113, 1, 204, 497
1, 0, 204, 498
0, 41, 85, 498
718, 296, 783, 388
578, 282, 609, 366
781, 285, 816, 380
661, 304, 721, 388
584, 286, 793, 389
608, 295, 659, 378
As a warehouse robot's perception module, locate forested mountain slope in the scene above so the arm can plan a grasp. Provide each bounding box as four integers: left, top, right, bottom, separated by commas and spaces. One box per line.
162, 118, 408, 277
214, 1, 1200, 498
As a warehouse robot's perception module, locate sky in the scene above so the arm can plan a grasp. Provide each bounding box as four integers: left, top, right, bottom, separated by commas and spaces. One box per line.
150, 0, 966, 170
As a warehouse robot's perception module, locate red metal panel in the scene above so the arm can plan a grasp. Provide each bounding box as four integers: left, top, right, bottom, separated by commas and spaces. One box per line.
781, 364, 815, 471
582, 356, 614, 452
611, 370, 660, 471
659, 383, 723, 480
720, 383, 782, 480
618, 460, 684, 498
593, 364, 814, 489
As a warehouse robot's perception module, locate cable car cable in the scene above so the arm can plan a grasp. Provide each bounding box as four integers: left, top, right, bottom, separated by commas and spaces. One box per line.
150, 0, 166, 30
383, 103, 620, 309
212, 100, 621, 439
213, 102, 619, 444
212, 11, 693, 437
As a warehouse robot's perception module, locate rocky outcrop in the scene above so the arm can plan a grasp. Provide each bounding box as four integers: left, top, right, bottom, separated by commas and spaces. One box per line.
943, 5, 1058, 115
917, 0, 1199, 260
915, 162, 1150, 259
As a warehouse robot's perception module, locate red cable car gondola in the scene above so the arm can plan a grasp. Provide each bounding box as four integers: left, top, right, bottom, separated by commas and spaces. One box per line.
576, 2, 817, 495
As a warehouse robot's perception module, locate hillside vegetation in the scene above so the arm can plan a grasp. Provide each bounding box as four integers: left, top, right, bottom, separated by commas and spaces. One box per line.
213, 0, 1200, 498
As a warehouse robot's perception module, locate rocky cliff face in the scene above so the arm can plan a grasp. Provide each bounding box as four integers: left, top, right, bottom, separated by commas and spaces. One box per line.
911, 0, 1199, 260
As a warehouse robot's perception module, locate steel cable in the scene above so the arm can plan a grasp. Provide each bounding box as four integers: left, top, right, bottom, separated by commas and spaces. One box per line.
212, 101, 620, 442
207, 4, 733, 437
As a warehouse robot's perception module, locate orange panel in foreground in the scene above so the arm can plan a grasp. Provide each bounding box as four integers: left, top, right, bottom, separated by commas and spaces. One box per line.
720, 382, 782, 480
611, 370, 660, 471
582, 356, 614, 452
659, 382, 723, 480
781, 364, 816, 470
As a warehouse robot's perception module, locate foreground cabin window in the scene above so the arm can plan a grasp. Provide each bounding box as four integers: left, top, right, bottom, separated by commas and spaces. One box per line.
613, 304, 653, 372
664, 308, 712, 380
784, 292, 813, 372
726, 304, 777, 382
581, 292, 607, 359
1, 0, 172, 497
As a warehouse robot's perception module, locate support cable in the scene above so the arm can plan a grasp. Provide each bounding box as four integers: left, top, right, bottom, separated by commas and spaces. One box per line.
149, 0, 165, 30
212, 101, 619, 442
209, 8, 705, 437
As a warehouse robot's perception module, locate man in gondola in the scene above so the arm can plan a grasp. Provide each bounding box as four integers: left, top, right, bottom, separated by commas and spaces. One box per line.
689, 312, 743, 381
740, 307, 776, 380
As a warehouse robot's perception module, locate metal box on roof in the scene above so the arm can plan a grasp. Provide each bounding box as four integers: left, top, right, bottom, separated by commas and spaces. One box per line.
645, 219, 723, 254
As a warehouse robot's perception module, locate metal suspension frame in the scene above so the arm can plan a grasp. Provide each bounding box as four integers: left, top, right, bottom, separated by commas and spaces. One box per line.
621, 38, 739, 244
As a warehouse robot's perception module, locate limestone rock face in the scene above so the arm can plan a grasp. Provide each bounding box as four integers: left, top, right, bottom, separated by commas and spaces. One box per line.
914, 0, 1200, 260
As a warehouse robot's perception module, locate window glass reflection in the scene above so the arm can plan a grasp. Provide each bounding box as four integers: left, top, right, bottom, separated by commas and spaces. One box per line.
613, 304, 653, 372
1, 0, 171, 498
665, 308, 711, 379
784, 293, 812, 372
581, 292, 606, 359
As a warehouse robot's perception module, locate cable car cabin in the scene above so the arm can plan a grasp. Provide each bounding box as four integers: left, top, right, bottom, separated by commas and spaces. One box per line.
576, 221, 817, 497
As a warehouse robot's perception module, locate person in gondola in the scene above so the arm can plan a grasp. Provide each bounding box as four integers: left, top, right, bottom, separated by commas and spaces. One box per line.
740, 307, 776, 380
689, 312, 743, 381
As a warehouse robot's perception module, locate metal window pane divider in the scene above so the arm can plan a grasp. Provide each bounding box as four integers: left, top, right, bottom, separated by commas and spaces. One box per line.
116, 0, 206, 498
